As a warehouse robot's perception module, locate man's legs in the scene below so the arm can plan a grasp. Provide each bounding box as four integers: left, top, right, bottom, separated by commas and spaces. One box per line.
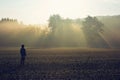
20, 57, 25, 65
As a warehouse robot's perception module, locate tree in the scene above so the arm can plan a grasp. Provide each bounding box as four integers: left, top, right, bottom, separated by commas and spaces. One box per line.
83, 16, 104, 33
48, 14, 62, 33
82, 16, 109, 48
0, 18, 18, 23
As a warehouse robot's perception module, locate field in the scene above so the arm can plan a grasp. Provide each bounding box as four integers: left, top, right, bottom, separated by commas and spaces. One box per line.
0, 48, 120, 80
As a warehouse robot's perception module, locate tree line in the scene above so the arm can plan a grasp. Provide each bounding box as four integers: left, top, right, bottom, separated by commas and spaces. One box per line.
0, 15, 120, 48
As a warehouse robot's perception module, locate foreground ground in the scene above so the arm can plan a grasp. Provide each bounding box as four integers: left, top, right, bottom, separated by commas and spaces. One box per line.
0, 48, 120, 80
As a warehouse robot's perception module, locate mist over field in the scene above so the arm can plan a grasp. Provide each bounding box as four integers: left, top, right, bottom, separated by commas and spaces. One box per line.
0, 15, 120, 48
1, 0, 120, 79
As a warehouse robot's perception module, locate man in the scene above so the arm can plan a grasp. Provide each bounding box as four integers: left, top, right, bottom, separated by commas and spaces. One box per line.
20, 44, 26, 65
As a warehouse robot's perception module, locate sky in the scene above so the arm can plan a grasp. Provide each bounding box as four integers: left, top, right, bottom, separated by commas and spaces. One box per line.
0, 0, 120, 24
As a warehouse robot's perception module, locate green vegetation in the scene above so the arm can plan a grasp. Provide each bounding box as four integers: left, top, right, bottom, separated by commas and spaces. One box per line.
0, 15, 120, 48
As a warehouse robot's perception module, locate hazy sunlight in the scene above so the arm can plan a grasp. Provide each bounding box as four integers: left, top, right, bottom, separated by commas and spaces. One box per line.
0, 0, 120, 24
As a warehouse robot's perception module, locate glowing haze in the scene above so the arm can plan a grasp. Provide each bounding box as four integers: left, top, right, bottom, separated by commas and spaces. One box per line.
0, 0, 120, 24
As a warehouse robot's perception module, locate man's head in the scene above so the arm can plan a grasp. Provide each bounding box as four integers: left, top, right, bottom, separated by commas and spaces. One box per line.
21, 44, 24, 48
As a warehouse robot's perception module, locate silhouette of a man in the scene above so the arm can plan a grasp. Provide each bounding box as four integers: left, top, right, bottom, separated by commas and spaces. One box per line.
20, 44, 26, 65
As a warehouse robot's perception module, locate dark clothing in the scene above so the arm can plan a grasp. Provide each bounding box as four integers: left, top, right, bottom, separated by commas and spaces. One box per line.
20, 48, 26, 57
20, 47, 26, 65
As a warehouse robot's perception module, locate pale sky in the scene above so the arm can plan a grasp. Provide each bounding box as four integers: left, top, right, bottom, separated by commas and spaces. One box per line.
0, 0, 120, 24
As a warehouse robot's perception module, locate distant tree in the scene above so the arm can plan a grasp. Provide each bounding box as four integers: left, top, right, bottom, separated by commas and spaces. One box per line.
48, 14, 62, 32
83, 16, 104, 33
0, 18, 18, 23
82, 16, 110, 48
93, 17, 104, 33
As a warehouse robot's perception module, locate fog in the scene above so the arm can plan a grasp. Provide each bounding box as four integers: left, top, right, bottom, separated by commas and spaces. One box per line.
0, 15, 120, 48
